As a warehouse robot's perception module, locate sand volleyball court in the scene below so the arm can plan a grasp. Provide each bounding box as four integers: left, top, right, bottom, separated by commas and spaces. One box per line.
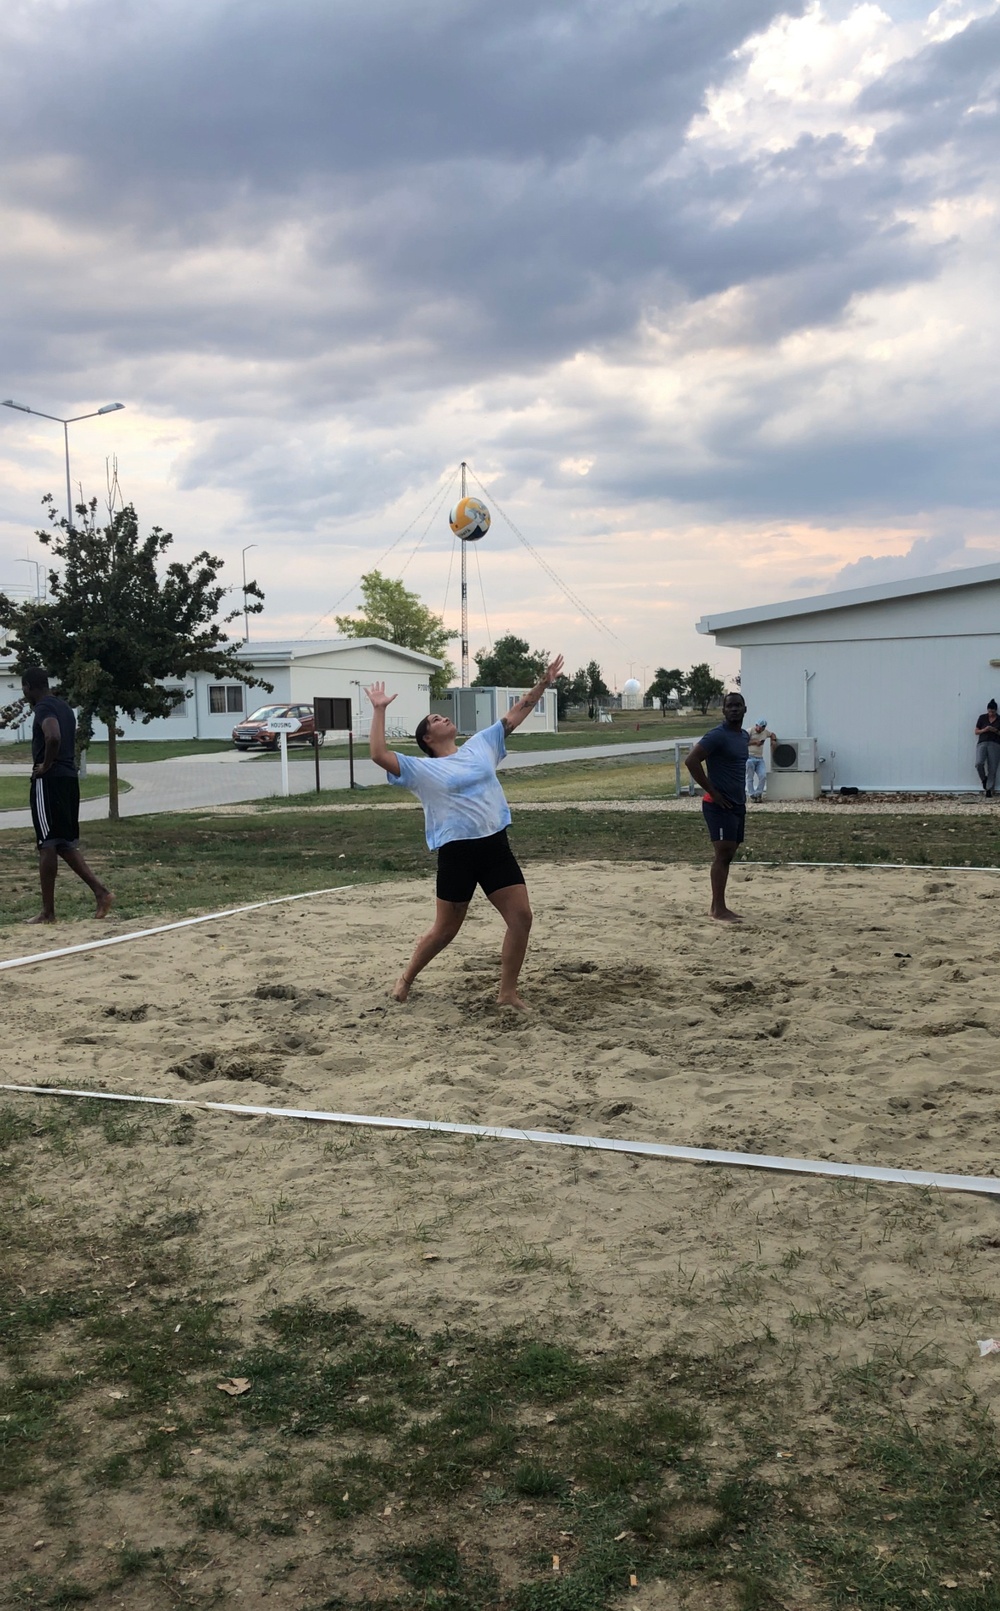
5, 859, 1000, 1605
3, 860, 1000, 1374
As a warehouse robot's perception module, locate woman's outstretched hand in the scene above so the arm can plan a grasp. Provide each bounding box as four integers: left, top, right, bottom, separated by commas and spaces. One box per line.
544, 655, 564, 685
365, 681, 397, 710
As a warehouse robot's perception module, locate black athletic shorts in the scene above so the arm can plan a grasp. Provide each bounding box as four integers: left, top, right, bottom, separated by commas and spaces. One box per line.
30, 774, 80, 849
701, 799, 746, 846
436, 828, 526, 904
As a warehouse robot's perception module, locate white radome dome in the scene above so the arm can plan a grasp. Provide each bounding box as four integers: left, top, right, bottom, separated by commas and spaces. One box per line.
623, 678, 641, 693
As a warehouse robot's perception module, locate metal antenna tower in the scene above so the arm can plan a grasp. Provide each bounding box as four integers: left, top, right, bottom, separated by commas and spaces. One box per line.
460, 460, 470, 686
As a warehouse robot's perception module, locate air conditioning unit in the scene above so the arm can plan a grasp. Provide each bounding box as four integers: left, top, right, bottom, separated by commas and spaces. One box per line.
771, 737, 818, 773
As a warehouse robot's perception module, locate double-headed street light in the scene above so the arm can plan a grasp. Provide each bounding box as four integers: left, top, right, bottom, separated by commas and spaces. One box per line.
2, 398, 125, 534
16, 558, 44, 602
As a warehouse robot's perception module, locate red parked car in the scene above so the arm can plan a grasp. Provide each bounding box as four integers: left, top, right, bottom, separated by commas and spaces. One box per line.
232, 703, 325, 750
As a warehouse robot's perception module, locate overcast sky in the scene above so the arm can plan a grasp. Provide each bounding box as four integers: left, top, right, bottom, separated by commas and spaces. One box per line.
1, 0, 998, 687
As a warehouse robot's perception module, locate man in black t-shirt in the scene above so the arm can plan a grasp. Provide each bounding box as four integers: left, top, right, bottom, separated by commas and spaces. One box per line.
21, 667, 113, 923
685, 691, 750, 923
975, 699, 1000, 797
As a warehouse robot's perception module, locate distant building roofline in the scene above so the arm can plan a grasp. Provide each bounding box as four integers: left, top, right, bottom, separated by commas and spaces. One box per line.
697, 561, 1000, 637
235, 637, 442, 668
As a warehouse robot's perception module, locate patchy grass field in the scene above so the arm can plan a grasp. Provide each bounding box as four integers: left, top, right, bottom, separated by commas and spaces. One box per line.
1, 1095, 999, 1609
255, 755, 683, 798
502, 757, 679, 802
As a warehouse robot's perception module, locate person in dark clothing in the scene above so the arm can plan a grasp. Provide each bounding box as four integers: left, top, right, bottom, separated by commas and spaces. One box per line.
975, 699, 1000, 797
685, 691, 749, 923
21, 667, 113, 924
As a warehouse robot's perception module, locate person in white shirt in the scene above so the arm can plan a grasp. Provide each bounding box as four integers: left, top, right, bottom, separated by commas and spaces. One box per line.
366, 655, 563, 1009
745, 718, 777, 804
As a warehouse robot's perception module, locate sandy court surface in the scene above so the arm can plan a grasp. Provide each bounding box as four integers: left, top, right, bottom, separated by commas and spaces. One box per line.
2, 860, 1000, 1403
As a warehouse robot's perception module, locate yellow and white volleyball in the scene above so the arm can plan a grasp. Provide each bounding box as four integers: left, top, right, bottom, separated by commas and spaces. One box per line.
449, 495, 491, 542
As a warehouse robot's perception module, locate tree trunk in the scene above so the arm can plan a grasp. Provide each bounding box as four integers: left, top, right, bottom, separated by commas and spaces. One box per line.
107, 714, 119, 822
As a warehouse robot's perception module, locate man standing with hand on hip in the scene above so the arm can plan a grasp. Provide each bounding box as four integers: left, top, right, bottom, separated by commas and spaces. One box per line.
365, 656, 563, 1008
22, 667, 113, 924
684, 691, 749, 923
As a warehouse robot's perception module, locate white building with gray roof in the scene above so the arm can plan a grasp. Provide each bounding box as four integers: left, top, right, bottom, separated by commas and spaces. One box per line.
697, 563, 1000, 793
0, 638, 442, 744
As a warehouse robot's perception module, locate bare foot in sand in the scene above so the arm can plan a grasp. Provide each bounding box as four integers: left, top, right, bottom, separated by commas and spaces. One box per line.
95, 890, 114, 919
391, 975, 412, 1003
497, 992, 528, 1011
26, 912, 55, 925
710, 908, 743, 923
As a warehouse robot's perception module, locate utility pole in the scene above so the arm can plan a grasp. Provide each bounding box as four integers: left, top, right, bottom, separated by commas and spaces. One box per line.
460, 461, 469, 686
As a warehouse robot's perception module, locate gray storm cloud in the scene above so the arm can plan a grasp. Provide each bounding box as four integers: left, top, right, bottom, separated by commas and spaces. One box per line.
0, 0, 998, 541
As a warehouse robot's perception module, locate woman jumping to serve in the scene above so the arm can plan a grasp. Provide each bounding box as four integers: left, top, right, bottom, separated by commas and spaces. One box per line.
365, 656, 563, 1009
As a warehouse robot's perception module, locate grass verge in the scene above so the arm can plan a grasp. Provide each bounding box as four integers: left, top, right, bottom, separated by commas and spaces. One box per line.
0, 775, 128, 811
1, 1094, 998, 1609
0, 716, 693, 773
0, 740, 233, 766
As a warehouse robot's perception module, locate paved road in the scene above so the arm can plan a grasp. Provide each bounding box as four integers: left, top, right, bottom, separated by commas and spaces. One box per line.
0, 737, 697, 832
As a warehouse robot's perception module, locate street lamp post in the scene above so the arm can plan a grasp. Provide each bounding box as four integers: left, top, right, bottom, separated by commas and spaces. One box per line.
2, 399, 125, 532
241, 545, 257, 642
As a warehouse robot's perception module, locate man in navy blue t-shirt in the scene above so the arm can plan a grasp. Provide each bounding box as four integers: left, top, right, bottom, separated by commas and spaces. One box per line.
685, 691, 749, 923
21, 666, 113, 924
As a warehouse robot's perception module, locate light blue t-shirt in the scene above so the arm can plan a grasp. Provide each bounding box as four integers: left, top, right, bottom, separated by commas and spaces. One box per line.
388, 721, 512, 850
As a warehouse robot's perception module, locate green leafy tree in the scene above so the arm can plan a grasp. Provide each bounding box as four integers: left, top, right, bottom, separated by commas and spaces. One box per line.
473, 634, 547, 688
585, 659, 610, 719
336, 570, 454, 697
686, 662, 725, 715
555, 665, 590, 719
0, 495, 268, 820
646, 666, 686, 715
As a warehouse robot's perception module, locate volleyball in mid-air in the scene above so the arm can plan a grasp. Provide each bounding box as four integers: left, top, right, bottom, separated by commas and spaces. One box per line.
449, 495, 491, 542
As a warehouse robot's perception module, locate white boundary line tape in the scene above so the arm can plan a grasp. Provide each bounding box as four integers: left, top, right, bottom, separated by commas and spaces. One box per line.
754, 862, 1000, 872
0, 885, 356, 973
2, 1082, 999, 1198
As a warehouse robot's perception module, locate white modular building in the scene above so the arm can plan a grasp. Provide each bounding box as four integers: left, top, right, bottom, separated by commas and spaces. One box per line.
0, 659, 31, 742
433, 685, 558, 736
0, 638, 442, 744
696, 563, 1000, 793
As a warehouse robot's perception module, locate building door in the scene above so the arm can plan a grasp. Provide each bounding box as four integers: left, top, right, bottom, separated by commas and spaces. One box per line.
475, 691, 494, 731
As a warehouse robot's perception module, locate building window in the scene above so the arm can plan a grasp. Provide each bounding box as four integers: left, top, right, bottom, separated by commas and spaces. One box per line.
209, 685, 244, 714
507, 693, 545, 717
165, 688, 187, 718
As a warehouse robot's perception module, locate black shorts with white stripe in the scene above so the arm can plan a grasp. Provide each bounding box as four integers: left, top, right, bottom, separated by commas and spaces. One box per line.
30, 774, 81, 848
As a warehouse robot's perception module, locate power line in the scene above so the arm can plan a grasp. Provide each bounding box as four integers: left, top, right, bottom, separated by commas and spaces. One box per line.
442, 532, 458, 621
473, 539, 493, 653
301, 466, 461, 638
396, 476, 455, 581
465, 466, 627, 651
